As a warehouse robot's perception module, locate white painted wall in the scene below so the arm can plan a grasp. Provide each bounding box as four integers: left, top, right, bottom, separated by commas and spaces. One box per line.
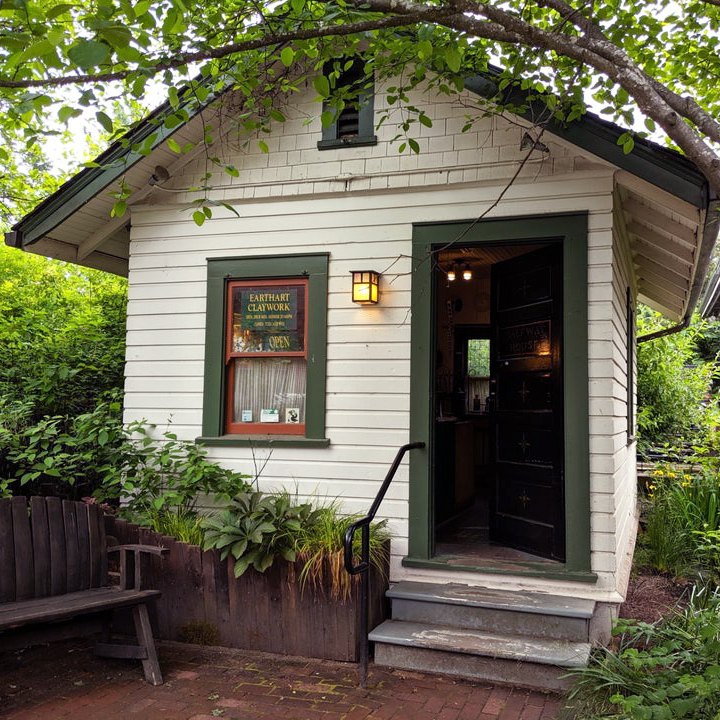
124, 80, 634, 603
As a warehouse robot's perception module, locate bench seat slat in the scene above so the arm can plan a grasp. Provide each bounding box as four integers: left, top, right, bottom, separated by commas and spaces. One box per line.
0, 587, 161, 631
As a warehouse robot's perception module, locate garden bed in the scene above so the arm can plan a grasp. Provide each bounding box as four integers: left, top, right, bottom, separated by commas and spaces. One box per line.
105, 515, 389, 662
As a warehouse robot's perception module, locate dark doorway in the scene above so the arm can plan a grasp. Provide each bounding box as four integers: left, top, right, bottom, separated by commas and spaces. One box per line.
432, 242, 565, 565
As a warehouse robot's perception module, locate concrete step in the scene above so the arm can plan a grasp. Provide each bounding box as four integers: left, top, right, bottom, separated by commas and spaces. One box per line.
388, 581, 595, 642
370, 619, 590, 692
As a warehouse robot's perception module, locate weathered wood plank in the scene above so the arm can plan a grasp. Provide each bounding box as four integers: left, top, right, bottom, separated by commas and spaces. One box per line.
63, 500, 80, 593
46, 497, 66, 597
0, 588, 160, 630
97, 507, 108, 587
0, 498, 15, 602
75, 503, 91, 591
30, 497, 51, 599
87, 504, 102, 588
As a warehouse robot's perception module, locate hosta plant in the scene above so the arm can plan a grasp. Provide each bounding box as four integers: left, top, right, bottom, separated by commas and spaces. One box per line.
202, 491, 322, 577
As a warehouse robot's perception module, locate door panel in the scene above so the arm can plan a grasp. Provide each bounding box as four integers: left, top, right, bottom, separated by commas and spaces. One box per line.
490, 244, 565, 561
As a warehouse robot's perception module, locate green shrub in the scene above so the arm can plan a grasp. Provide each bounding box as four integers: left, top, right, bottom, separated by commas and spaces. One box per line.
636, 309, 719, 454
99, 421, 251, 525
565, 585, 720, 719
1, 393, 127, 499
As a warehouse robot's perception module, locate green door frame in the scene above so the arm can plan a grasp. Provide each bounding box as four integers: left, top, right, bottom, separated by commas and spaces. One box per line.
405, 213, 596, 582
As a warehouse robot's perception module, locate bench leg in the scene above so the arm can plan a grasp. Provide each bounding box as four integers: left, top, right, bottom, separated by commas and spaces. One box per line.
132, 604, 163, 685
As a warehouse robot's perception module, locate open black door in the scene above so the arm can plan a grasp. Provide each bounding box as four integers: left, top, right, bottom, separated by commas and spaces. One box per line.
489, 244, 565, 561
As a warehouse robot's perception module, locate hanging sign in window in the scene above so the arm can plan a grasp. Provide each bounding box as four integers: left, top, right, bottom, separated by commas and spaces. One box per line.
230, 283, 306, 354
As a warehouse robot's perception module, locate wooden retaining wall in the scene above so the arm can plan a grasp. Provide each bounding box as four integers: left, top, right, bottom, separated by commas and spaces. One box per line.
105, 516, 389, 662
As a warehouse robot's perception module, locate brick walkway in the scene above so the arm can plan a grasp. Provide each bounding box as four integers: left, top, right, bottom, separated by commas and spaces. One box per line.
0, 640, 562, 720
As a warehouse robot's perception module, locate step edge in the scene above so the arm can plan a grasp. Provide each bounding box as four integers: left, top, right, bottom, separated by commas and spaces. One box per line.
387, 582, 595, 619
369, 620, 591, 669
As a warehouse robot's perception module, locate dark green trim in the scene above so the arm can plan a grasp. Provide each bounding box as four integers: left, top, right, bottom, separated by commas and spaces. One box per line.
402, 556, 598, 584
409, 213, 593, 579
201, 253, 329, 441
318, 89, 377, 150
197, 435, 330, 448
466, 69, 708, 209
317, 134, 377, 150
9, 83, 220, 248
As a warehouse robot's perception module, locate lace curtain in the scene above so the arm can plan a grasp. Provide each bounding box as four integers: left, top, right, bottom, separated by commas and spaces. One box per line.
232, 357, 306, 425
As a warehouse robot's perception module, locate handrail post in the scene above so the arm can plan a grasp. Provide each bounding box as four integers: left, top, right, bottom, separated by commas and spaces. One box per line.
344, 441, 425, 688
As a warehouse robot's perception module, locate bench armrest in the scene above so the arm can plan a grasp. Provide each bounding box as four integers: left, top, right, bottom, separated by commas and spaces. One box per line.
108, 544, 168, 590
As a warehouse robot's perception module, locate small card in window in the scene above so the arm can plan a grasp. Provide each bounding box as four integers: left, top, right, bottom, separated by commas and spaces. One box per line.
285, 408, 300, 424
260, 409, 279, 423
241, 410, 252, 422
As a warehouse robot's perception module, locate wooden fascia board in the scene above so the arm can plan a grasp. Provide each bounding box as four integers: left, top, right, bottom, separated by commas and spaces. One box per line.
466, 71, 709, 209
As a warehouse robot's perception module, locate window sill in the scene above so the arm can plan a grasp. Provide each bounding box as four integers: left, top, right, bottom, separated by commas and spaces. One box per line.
196, 435, 331, 448
317, 135, 377, 150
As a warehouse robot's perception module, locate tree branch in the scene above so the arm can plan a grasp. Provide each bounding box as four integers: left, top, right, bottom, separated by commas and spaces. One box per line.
0, 8, 459, 89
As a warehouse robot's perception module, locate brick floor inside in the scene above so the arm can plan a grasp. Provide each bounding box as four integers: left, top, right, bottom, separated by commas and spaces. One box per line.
0, 640, 562, 720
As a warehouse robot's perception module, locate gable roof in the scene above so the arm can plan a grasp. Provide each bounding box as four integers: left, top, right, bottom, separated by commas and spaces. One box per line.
5, 68, 716, 322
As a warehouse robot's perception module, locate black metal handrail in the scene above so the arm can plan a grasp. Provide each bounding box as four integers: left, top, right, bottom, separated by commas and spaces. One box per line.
343, 441, 425, 687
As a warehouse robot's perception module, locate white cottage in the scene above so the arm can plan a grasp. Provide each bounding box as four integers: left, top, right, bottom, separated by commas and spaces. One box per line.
7, 67, 718, 687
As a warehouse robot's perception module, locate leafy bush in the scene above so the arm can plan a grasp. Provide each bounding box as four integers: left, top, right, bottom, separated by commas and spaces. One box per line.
0, 245, 127, 421
565, 585, 720, 720
202, 491, 321, 576
636, 309, 718, 454
99, 421, 251, 526
0, 245, 127, 494
1, 393, 128, 499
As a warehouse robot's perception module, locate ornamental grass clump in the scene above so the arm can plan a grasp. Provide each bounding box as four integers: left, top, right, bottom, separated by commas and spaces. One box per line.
640, 462, 720, 578
296, 504, 390, 601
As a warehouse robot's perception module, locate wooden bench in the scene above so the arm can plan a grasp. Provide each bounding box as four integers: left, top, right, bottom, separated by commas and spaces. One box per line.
0, 496, 167, 685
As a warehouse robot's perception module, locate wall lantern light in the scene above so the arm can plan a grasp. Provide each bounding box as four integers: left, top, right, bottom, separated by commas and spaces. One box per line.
447, 265, 457, 282
351, 270, 380, 305
462, 263, 473, 281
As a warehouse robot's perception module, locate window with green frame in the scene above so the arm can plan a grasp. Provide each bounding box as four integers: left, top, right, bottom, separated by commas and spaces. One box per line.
317, 57, 377, 150
199, 253, 330, 448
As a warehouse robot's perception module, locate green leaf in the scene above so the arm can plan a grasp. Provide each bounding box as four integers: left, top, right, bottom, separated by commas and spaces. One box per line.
233, 557, 250, 577
96, 111, 113, 133
46, 4, 75, 20
134, 0, 151, 17
68, 40, 110, 69
167, 137, 181, 153
280, 46, 294, 67
269, 109, 286, 123
111, 200, 126, 217
313, 74, 330, 99
418, 114, 432, 128
409, 138, 420, 153
444, 48, 461, 73
58, 106, 81, 124
192, 210, 206, 226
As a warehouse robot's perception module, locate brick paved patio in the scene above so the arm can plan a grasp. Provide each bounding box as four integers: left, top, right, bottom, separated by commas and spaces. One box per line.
0, 640, 562, 720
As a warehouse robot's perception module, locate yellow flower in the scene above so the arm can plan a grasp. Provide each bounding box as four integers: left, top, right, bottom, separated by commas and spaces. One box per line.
682, 481, 691, 487
649, 484, 656, 490
654, 469, 664, 476
668, 472, 676, 478
684, 474, 692, 481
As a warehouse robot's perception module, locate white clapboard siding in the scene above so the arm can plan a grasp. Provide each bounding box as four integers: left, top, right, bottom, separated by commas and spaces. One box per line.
120, 84, 643, 601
